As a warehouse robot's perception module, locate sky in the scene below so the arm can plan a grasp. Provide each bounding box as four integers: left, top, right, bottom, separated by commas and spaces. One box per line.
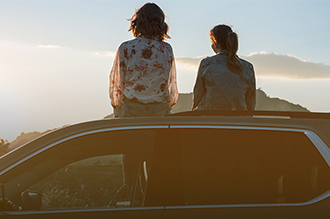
1, 0, 330, 142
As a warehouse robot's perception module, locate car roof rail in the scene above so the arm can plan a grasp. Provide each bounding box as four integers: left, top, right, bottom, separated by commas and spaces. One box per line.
168, 110, 330, 119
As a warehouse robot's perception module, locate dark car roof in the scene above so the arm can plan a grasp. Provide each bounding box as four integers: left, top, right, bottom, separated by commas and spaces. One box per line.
1, 110, 330, 173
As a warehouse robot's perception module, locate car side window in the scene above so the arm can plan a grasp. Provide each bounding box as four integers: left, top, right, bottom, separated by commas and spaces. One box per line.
1, 129, 167, 211
288, 132, 330, 202
27, 154, 129, 209
165, 128, 330, 206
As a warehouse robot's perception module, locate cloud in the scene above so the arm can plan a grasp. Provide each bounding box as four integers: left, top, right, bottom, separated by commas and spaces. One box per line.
38, 44, 60, 49
175, 53, 330, 79
176, 57, 202, 70
244, 52, 330, 79
93, 51, 116, 58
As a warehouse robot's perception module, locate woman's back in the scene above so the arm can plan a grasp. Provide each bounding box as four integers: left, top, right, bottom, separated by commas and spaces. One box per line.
192, 24, 256, 111
109, 3, 178, 117
193, 51, 255, 110
118, 37, 174, 104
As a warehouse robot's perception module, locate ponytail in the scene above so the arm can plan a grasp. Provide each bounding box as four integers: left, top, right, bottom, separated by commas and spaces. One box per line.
226, 32, 243, 77
210, 25, 243, 77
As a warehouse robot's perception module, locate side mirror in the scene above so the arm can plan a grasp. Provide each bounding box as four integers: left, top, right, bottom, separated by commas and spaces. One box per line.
21, 190, 42, 210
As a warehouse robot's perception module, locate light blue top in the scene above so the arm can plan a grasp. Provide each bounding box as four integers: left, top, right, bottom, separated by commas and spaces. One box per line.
192, 51, 256, 111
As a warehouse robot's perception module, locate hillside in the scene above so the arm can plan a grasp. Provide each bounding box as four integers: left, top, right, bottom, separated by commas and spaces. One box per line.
8, 131, 47, 151
3, 127, 67, 155
172, 89, 309, 113
104, 89, 308, 118
255, 89, 309, 111
5, 89, 308, 154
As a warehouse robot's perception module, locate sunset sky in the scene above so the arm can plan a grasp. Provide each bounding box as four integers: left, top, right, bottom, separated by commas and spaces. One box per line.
1, 0, 330, 141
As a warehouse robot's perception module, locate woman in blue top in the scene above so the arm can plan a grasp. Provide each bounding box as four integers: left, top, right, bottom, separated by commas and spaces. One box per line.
192, 24, 256, 111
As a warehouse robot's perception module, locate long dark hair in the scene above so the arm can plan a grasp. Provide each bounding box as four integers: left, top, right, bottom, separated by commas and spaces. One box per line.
128, 3, 170, 41
210, 24, 243, 77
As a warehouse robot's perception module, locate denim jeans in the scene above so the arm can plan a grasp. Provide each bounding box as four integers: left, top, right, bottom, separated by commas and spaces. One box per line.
120, 98, 170, 117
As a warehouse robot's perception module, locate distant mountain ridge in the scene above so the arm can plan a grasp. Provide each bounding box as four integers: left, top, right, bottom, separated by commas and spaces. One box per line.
3, 89, 308, 154
104, 89, 308, 118
170, 88, 309, 113
8, 131, 50, 152
255, 89, 309, 112
1, 126, 67, 156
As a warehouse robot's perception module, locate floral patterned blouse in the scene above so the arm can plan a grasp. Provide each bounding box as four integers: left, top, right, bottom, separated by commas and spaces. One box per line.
109, 36, 178, 109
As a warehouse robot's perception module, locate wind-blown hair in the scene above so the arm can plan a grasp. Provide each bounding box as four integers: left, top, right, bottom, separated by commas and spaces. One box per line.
128, 3, 170, 41
210, 24, 243, 77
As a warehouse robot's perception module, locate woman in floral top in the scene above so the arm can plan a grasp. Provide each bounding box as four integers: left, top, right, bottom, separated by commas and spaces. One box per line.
192, 24, 256, 111
109, 3, 178, 117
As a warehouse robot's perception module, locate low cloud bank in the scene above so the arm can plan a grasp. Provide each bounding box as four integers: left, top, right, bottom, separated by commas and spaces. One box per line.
38, 44, 61, 49
176, 57, 202, 70
176, 52, 330, 79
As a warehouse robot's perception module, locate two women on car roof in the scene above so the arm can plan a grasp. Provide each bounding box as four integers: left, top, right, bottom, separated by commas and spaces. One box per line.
109, 3, 256, 117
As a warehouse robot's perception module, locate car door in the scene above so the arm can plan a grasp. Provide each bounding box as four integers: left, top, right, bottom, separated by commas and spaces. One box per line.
0, 126, 168, 219
162, 126, 330, 219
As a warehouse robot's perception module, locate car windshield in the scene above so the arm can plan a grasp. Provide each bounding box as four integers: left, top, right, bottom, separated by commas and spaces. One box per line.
0, 0, 329, 149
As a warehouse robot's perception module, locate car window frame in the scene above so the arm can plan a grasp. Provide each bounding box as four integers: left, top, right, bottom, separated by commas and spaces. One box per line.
165, 125, 330, 209
0, 125, 169, 216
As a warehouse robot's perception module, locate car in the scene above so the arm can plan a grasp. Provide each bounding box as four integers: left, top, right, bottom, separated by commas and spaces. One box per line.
1, 110, 330, 218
